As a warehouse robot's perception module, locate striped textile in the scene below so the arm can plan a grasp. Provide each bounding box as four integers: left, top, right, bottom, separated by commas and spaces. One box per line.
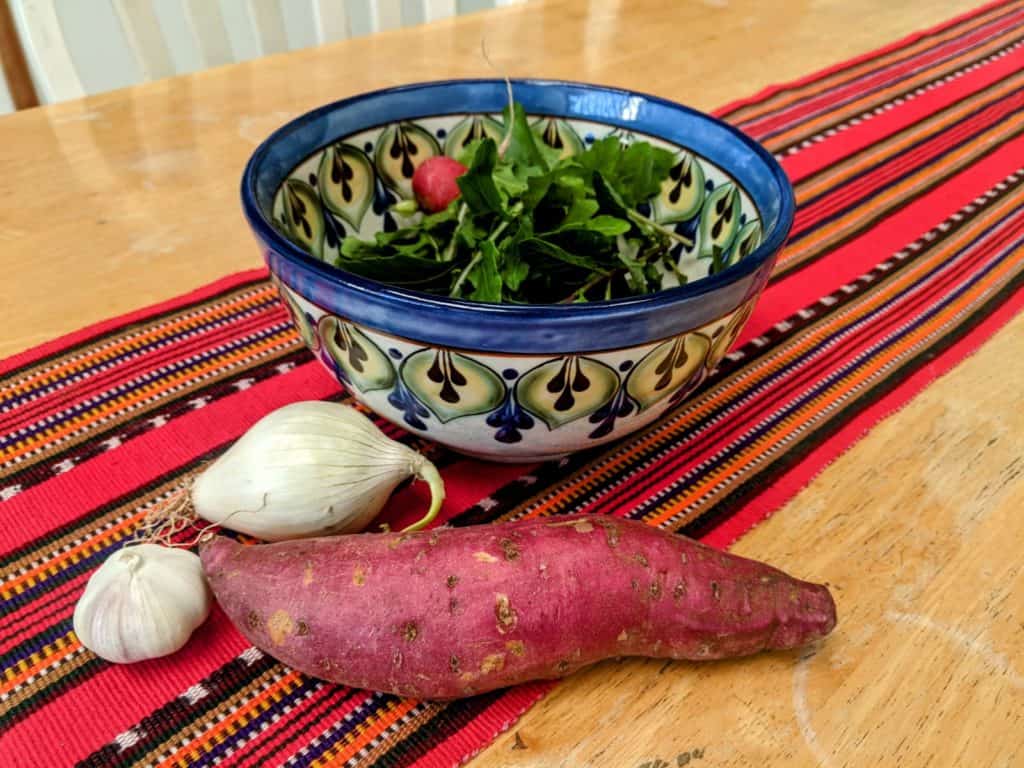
3, 1, 1024, 764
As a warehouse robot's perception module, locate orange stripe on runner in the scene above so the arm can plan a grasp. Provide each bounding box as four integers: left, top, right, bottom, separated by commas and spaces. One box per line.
796, 71, 1024, 201
763, 23, 1024, 150
1, 510, 145, 596
317, 698, 419, 766
780, 111, 1024, 267
515, 195, 1023, 522
2, 288, 276, 398
725, 1, 1023, 124
643, 240, 1024, 527
153, 670, 305, 768
0, 633, 78, 695
0, 329, 294, 464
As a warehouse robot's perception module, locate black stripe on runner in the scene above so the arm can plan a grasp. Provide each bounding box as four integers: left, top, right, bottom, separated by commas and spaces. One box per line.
443, 167, 1024, 531
75, 652, 281, 767
0, 655, 105, 735
790, 72, 1024, 209
0, 276, 272, 389
366, 692, 507, 768
0, 346, 312, 498
761, 25, 1024, 151
772, 119, 1024, 282
683, 246, 1024, 538
717, 0, 1022, 121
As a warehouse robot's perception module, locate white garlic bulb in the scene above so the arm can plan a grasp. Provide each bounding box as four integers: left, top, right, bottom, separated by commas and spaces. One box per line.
73, 544, 211, 663
191, 401, 445, 541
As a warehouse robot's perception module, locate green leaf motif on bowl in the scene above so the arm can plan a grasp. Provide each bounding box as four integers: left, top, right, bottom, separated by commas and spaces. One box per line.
530, 117, 585, 160
374, 122, 442, 199
626, 333, 711, 411
277, 281, 320, 352
318, 315, 396, 392
444, 115, 505, 158
516, 356, 619, 429
704, 300, 756, 369
318, 143, 375, 229
699, 182, 741, 260
652, 152, 706, 224
728, 219, 763, 266
401, 349, 506, 423
281, 179, 325, 259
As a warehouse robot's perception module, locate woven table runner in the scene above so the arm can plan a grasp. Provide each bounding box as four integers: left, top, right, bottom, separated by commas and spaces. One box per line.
4, 1, 1024, 764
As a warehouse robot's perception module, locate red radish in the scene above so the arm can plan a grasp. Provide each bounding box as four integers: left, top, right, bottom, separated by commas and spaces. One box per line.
202, 515, 837, 700
412, 156, 467, 212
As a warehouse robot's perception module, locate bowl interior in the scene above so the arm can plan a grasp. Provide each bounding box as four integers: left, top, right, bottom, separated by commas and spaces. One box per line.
253, 81, 780, 294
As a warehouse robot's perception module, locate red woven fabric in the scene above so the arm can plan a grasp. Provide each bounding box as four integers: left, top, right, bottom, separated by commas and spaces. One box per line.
3, 2, 1024, 764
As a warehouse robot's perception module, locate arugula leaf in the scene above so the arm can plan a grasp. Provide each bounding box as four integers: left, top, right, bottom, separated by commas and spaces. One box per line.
558, 198, 600, 228
502, 104, 560, 171
615, 236, 648, 292
455, 137, 485, 167
575, 136, 622, 178
456, 139, 506, 215
593, 171, 630, 219
502, 253, 529, 290
577, 136, 674, 207
492, 163, 531, 199
468, 241, 504, 302
524, 237, 610, 272
336, 251, 458, 288
617, 141, 675, 206
334, 99, 680, 305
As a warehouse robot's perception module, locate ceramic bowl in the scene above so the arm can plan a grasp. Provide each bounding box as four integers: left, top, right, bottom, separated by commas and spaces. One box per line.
242, 80, 794, 462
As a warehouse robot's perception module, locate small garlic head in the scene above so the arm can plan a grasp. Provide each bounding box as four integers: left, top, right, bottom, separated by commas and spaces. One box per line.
73, 544, 211, 664
191, 401, 444, 540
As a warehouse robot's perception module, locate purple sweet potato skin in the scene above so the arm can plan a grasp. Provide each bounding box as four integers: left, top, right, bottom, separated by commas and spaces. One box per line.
201, 515, 836, 699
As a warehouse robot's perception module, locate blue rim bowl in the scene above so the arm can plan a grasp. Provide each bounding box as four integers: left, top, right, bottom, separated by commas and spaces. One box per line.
242, 79, 794, 354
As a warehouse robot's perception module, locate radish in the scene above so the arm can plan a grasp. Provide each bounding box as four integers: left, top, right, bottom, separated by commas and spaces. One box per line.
412, 156, 467, 213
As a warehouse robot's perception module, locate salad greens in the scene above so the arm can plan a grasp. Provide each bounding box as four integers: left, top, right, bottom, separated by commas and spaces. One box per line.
338, 104, 690, 304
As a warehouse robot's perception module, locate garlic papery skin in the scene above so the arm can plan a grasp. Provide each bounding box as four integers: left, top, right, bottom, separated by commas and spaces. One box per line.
191, 401, 445, 541
73, 544, 211, 664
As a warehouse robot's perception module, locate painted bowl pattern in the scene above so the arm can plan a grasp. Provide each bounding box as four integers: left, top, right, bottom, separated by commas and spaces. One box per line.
243, 81, 794, 461
276, 276, 755, 461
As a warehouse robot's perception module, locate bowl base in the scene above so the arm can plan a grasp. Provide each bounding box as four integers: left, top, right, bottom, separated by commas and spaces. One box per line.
452, 447, 570, 464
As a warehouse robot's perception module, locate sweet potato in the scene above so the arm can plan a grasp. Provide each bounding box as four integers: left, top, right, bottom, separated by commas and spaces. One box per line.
201, 515, 836, 699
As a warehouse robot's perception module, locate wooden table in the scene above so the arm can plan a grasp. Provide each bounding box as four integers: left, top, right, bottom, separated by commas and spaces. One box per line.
3, 1, 1021, 766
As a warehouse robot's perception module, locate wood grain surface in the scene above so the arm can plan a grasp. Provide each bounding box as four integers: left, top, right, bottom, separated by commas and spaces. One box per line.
2, 1, 1020, 766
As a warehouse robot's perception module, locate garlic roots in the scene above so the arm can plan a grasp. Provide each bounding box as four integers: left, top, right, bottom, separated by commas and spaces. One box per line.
191, 401, 445, 541
73, 544, 211, 663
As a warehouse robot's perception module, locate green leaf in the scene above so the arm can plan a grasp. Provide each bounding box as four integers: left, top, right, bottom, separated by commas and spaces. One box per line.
502, 255, 530, 290
559, 198, 600, 228
336, 251, 458, 287
524, 237, 609, 271
576, 215, 631, 237
593, 172, 630, 218
502, 104, 559, 171
455, 137, 485, 167
575, 136, 622, 178
492, 163, 531, 199
577, 137, 675, 207
616, 236, 648, 292
419, 202, 461, 229
618, 142, 673, 205
468, 241, 504, 302
456, 139, 506, 216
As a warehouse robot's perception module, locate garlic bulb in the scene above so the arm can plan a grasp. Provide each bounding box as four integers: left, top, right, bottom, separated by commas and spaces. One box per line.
191, 401, 445, 541
73, 544, 211, 663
